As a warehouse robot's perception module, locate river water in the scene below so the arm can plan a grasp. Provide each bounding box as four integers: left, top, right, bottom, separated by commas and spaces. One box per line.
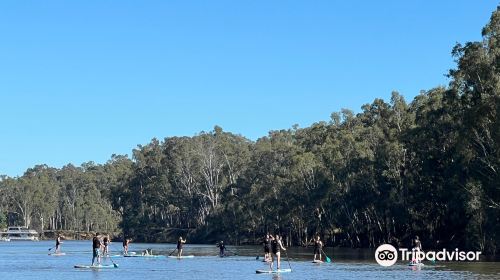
0, 241, 499, 279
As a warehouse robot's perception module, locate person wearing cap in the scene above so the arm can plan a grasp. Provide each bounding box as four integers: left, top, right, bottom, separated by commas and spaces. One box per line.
217, 241, 226, 257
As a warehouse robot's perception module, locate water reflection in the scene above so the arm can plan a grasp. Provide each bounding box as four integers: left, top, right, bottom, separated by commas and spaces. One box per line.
272, 274, 283, 280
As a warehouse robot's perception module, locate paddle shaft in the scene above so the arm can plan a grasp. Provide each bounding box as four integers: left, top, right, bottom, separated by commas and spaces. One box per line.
284, 250, 292, 271
225, 249, 238, 256
108, 254, 118, 267
168, 248, 177, 256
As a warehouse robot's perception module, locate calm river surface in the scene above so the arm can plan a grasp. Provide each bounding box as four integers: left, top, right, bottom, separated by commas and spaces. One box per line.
1, 241, 499, 279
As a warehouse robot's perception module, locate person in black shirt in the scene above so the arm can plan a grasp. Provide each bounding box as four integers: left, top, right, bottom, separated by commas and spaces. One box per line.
270, 234, 286, 270
122, 237, 131, 255
313, 235, 323, 262
263, 234, 271, 262
55, 234, 63, 253
217, 241, 226, 257
92, 234, 102, 266
177, 236, 186, 257
103, 235, 110, 256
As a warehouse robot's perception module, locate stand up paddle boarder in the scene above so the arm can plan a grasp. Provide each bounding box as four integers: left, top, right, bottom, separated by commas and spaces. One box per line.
92, 233, 103, 266
263, 233, 271, 262
103, 234, 110, 256
217, 241, 226, 257
270, 234, 286, 270
312, 235, 323, 262
411, 235, 422, 264
55, 234, 64, 254
177, 236, 186, 258
123, 237, 131, 255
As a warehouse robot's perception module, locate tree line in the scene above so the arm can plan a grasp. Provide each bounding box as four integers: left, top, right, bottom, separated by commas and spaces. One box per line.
1, 5, 499, 254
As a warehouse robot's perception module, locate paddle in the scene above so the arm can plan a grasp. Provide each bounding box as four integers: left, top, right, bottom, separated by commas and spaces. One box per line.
284, 250, 292, 271
168, 248, 177, 256
225, 249, 238, 256
321, 249, 331, 263
48, 246, 56, 251
107, 252, 119, 268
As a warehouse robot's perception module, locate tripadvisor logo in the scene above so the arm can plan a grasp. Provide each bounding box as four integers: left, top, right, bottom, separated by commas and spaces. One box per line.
375, 244, 482, 267
375, 244, 398, 266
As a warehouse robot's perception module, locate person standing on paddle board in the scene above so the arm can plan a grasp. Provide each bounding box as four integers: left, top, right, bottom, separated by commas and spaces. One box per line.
55, 234, 63, 253
412, 236, 422, 264
103, 234, 110, 256
92, 234, 103, 266
177, 236, 186, 257
123, 237, 131, 255
263, 234, 271, 262
270, 234, 286, 270
313, 235, 323, 262
217, 241, 226, 257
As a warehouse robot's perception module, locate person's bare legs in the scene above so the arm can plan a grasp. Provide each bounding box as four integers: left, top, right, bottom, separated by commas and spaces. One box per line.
276, 252, 281, 270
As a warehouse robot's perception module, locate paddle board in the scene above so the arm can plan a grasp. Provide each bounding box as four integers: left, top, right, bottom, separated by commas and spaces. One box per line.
312, 260, 323, 264
408, 263, 424, 267
48, 253, 66, 256
167, 255, 194, 259
74, 264, 118, 269
256, 268, 292, 274
124, 255, 165, 258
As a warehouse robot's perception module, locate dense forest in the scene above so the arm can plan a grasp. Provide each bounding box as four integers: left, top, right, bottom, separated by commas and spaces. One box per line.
1, 7, 499, 254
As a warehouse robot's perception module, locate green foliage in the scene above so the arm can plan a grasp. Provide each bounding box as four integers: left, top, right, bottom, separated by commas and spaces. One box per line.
0, 5, 499, 254
0, 212, 6, 229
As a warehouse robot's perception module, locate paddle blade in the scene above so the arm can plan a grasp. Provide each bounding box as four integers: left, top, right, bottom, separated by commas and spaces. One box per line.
325, 256, 331, 263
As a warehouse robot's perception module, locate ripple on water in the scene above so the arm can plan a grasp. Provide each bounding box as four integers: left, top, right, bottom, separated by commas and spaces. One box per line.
1, 241, 500, 280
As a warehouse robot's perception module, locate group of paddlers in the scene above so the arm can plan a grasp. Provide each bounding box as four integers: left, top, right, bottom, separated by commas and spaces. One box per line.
91, 233, 113, 266
262, 233, 288, 270
54, 231, 326, 268
262, 233, 325, 270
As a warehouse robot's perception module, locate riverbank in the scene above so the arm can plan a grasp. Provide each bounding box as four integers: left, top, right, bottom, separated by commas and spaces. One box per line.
41, 230, 121, 241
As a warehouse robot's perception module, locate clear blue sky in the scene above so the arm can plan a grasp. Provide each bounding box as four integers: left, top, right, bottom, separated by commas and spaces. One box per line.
0, 1, 498, 177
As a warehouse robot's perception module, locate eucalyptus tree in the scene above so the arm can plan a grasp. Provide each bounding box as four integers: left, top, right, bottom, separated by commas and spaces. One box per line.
447, 7, 500, 253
